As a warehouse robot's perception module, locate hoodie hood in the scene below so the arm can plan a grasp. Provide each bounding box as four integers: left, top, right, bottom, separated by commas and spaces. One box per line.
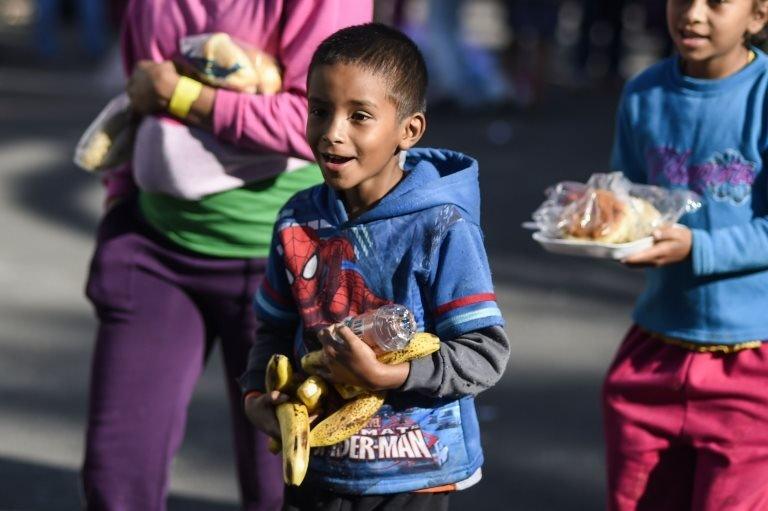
322, 148, 481, 226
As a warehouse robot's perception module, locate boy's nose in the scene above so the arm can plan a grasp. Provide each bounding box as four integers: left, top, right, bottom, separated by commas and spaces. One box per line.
681, 0, 707, 24
322, 117, 346, 144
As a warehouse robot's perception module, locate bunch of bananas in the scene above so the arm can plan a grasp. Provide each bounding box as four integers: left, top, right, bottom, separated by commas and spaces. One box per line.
264, 332, 441, 486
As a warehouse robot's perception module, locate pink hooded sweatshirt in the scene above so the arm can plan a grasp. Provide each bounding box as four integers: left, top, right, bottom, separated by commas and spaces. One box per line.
106, 0, 372, 200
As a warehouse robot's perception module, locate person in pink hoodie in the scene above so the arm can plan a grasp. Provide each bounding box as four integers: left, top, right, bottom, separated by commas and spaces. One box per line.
81, 1, 372, 510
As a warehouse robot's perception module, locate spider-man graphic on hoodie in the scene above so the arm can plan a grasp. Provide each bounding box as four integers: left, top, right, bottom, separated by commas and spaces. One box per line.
278, 224, 388, 331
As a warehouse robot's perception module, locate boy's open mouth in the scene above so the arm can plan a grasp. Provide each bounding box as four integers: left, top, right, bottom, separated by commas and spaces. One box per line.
680, 29, 707, 40
322, 153, 354, 165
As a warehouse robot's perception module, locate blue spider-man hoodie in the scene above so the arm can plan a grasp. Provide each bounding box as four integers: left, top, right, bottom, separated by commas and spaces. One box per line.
253, 148, 506, 494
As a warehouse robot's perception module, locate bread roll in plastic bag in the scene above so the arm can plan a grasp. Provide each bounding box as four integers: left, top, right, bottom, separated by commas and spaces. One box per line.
179, 33, 281, 94
73, 93, 136, 172
532, 172, 701, 244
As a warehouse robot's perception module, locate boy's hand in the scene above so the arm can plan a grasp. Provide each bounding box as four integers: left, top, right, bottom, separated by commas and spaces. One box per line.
317, 325, 409, 391
244, 390, 290, 439
127, 60, 180, 115
622, 225, 692, 268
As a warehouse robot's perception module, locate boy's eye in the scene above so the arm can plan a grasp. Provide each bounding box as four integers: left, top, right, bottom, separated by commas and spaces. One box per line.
309, 107, 327, 117
351, 111, 372, 122
672, 0, 728, 5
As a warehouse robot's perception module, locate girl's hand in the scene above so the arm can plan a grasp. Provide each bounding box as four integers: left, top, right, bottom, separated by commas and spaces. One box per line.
126, 60, 180, 115
317, 325, 409, 391
622, 225, 692, 268
244, 390, 290, 439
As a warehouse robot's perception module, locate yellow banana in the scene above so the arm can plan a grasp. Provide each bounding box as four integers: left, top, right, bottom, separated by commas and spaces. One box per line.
378, 332, 440, 365
309, 391, 385, 447
262, 354, 292, 457
301, 333, 437, 372
265, 354, 293, 393
296, 375, 328, 415
300, 350, 324, 375
302, 332, 439, 370
276, 402, 310, 485
333, 382, 365, 400
300, 334, 439, 400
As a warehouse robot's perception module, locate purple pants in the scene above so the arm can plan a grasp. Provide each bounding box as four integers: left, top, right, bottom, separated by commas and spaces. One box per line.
82, 199, 283, 511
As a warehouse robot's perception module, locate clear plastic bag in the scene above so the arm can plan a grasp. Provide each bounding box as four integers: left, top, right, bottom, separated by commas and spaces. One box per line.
73, 93, 136, 172
74, 34, 281, 173
178, 33, 282, 94
532, 172, 701, 244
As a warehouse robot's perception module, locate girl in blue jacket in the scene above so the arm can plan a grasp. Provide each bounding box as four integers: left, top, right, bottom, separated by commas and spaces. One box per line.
605, 1, 768, 509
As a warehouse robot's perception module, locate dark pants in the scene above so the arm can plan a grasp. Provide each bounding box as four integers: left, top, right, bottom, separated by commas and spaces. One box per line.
81, 199, 282, 510
284, 485, 451, 511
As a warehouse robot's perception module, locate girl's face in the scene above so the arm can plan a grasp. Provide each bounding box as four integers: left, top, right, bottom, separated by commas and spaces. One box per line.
667, 0, 768, 78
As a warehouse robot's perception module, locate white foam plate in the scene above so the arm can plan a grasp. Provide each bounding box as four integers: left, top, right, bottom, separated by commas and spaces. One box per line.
532, 231, 654, 260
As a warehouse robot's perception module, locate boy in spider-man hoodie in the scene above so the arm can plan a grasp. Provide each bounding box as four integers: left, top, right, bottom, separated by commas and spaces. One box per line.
240, 23, 509, 511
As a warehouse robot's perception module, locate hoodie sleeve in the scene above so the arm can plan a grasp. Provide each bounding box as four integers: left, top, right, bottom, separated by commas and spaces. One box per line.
239, 320, 295, 394
690, 218, 768, 276
253, 222, 300, 329
401, 326, 509, 398
240, 221, 299, 393
401, 215, 508, 398
428, 217, 505, 338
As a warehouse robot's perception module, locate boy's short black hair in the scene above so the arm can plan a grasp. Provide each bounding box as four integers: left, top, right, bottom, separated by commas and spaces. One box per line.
308, 22, 428, 119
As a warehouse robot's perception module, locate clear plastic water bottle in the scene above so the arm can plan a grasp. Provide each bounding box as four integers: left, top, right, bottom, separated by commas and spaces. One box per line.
343, 304, 416, 353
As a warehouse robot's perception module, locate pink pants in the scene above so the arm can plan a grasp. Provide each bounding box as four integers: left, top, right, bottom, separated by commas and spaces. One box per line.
603, 325, 768, 511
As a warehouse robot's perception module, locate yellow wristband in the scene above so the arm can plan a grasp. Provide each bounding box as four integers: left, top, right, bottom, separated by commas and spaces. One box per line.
168, 76, 203, 119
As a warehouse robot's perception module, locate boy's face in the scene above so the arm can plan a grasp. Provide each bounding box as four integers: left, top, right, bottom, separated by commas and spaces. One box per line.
667, 0, 768, 78
306, 63, 424, 214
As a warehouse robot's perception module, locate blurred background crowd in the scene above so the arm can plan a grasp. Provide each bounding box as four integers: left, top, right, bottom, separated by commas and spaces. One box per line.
1, 0, 675, 106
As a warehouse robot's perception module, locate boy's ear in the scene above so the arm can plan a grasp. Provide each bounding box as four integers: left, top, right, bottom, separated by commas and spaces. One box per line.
749, 2, 768, 35
398, 112, 426, 151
